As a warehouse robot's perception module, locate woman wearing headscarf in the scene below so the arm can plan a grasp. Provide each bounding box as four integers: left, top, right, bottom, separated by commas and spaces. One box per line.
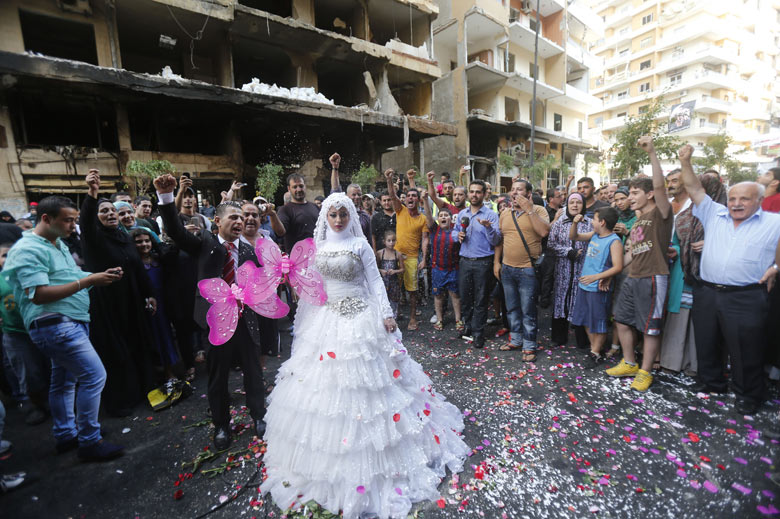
81, 171, 157, 416
659, 173, 726, 374
547, 193, 592, 349
114, 201, 161, 242
0, 211, 16, 224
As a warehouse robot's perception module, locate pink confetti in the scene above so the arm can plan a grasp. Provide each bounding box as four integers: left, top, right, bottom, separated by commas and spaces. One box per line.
758, 504, 779, 516
731, 483, 752, 495
395, 488, 403, 495
734, 457, 748, 465
676, 469, 687, 478
703, 480, 719, 493
356, 486, 365, 494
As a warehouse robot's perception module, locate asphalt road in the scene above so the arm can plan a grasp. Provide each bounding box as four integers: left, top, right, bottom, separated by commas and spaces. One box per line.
1, 306, 778, 519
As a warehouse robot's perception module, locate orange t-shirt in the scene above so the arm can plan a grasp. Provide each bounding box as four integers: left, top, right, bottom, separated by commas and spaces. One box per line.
394, 205, 427, 256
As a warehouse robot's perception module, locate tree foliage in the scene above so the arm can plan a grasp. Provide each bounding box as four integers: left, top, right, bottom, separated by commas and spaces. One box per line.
693, 132, 756, 183
126, 159, 175, 194
255, 163, 284, 200
609, 97, 682, 178
351, 163, 380, 192
519, 154, 569, 189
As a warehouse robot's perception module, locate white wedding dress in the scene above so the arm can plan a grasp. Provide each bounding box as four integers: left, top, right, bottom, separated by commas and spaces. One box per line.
261, 194, 470, 519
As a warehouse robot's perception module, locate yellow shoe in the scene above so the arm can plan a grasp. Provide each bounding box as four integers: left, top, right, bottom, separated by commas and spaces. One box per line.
605, 359, 639, 377
630, 370, 653, 392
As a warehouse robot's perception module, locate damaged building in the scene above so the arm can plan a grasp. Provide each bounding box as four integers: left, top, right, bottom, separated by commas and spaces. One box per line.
0, 0, 453, 213
383, 0, 603, 193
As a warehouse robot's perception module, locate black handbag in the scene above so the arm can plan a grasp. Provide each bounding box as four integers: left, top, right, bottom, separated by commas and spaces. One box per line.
510, 210, 544, 285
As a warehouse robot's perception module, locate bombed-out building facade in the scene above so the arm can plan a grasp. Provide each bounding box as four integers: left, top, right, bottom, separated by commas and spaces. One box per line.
0, 0, 454, 214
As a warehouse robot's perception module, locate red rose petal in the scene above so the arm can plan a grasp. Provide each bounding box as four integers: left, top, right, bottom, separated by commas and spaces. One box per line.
437, 498, 446, 508
423, 409, 431, 416
173, 489, 184, 500
393, 413, 401, 422
327, 352, 336, 359
393, 369, 401, 378
319, 355, 323, 361
434, 434, 440, 444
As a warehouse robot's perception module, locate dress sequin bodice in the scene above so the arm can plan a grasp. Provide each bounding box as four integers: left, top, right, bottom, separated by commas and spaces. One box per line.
315, 250, 362, 282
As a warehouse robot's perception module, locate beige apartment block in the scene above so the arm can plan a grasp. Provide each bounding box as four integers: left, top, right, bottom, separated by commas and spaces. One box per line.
391, 0, 604, 193
587, 0, 780, 176
0, 0, 453, 214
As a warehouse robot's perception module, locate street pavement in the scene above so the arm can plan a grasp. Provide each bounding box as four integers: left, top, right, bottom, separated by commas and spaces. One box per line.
1, 307, 778, 518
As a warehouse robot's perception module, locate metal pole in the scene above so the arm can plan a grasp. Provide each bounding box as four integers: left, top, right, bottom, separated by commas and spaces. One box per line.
529, 0, 541, 166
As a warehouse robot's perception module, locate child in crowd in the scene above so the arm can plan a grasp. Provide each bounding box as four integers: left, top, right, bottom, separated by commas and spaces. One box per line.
376, 230, 404, 319
569, 207, 624, 367
422, 192, 463, 331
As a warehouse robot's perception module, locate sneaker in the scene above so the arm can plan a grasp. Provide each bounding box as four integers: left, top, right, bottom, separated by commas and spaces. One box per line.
630, 370, 653, 392
77, 440, 125, 462
0, 472, 26, 493
429, 314, 438, 324
0, 440, 11, 455
606, 359, 639, 378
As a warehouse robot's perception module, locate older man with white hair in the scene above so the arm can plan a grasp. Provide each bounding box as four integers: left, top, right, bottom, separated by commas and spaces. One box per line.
678, 144, 780, 415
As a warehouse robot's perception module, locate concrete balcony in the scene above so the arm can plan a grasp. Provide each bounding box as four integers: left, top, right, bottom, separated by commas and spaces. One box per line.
731, 102, 772, 122
508, 20, 564, 59
673, 119, 724, 138
465, 61, 508, 94
567, 38, 601, 71
558, 84, 600, 112
696, 96, 732, 114
601, 115, 627, 131
656, 17, 727, 51
662, 69, 745, 94
655, 45, 739, 75
594, 21, 657, 53
505, 71, 563, 100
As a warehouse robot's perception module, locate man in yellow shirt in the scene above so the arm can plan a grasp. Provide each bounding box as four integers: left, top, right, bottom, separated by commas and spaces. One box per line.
384, 168, 429, 330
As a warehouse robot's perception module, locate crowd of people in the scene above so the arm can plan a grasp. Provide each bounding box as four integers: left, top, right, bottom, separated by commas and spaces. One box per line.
0, 137, 779, 501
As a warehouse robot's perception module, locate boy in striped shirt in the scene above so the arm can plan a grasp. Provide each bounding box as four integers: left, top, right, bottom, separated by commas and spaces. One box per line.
422, 189, 463, 331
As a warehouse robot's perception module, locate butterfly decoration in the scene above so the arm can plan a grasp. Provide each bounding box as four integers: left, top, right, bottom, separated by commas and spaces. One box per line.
198, 238, 325, 346
252, 238, 327, 306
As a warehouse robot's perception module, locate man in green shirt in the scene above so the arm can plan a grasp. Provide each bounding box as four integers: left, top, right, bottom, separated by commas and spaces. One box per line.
4, 195, 125, 461
0, 243, 49, 425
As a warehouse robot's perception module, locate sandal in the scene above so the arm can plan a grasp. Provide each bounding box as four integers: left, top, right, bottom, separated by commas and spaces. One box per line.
499, 343, 521, 351
433, 321, 444, 331
495, 328, 509, 338
522, 351, 537, 362
194, 350, 206, 363
407, 321, 419, 331
455, 320, 465, 332
185, 367, 196, 382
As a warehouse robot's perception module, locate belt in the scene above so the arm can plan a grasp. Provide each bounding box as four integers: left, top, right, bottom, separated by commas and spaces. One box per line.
700, 281, 763, 292
30, 315, 81, 329
460, 255, 493, 262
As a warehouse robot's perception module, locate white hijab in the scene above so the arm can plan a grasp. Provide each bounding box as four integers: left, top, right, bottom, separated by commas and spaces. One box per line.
314, 192, 366, 246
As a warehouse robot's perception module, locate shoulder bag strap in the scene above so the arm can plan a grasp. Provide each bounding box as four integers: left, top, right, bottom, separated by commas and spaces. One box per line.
511, 210, 536, 262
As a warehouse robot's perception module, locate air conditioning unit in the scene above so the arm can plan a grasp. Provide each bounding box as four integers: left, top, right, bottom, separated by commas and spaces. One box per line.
509, 8, 521, 23
521, 1, 532, 14
511, 143, 526, 155
680, 89, 689, 96
57, 0, 92, 16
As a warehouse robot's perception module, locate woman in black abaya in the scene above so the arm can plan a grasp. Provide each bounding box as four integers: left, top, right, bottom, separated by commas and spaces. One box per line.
80, 172, 157, 416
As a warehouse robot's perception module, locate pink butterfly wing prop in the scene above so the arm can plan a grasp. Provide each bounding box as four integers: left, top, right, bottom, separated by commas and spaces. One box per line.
245, 294, 289, 319
238, 258, 291, 318
252, 239, 285, 300
287, 238, 327, 305
198, 278, 239, 346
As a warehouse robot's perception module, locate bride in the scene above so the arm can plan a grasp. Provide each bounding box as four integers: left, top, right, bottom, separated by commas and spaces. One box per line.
261, 192, 470, 518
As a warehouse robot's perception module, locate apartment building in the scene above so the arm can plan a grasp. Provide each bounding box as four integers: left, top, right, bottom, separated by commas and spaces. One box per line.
587, 0, 780, 174
0, 0, 452, 214
390, 0, 603, 193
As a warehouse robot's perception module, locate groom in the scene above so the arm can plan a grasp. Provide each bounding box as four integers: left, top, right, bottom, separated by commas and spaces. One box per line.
154, 174, 267, 450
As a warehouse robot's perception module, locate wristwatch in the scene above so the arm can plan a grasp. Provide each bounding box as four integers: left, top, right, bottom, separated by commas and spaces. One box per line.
772, 263, 779, 271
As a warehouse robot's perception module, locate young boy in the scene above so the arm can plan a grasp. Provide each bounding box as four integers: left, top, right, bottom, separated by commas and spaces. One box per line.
421, 190, 463, 331
569, 207, 624, 367
607, 136, 674, 392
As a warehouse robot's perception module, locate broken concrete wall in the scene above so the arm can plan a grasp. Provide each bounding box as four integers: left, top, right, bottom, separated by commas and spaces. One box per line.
0, 105, 28, 216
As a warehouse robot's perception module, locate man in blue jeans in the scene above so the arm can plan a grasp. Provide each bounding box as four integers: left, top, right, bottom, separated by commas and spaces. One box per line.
494, 180, 550, 361
451, 179, 501, 349
4, 195, 125, 461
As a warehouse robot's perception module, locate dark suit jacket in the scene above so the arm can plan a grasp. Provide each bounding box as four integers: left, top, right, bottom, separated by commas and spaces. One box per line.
159, 202, 263, 346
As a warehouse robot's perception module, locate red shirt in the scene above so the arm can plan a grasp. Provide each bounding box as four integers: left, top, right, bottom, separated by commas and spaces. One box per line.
430, 224, 459, 271
762, 193, 780, 213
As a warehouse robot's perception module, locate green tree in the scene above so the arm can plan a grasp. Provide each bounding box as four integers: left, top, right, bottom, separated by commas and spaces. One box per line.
693, 132, 756, 182
520, 154, 568, 188
255, 163, 284, 200
126, 159, 175, 195
609, 97, 682, 178
351, 163, 380, 192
